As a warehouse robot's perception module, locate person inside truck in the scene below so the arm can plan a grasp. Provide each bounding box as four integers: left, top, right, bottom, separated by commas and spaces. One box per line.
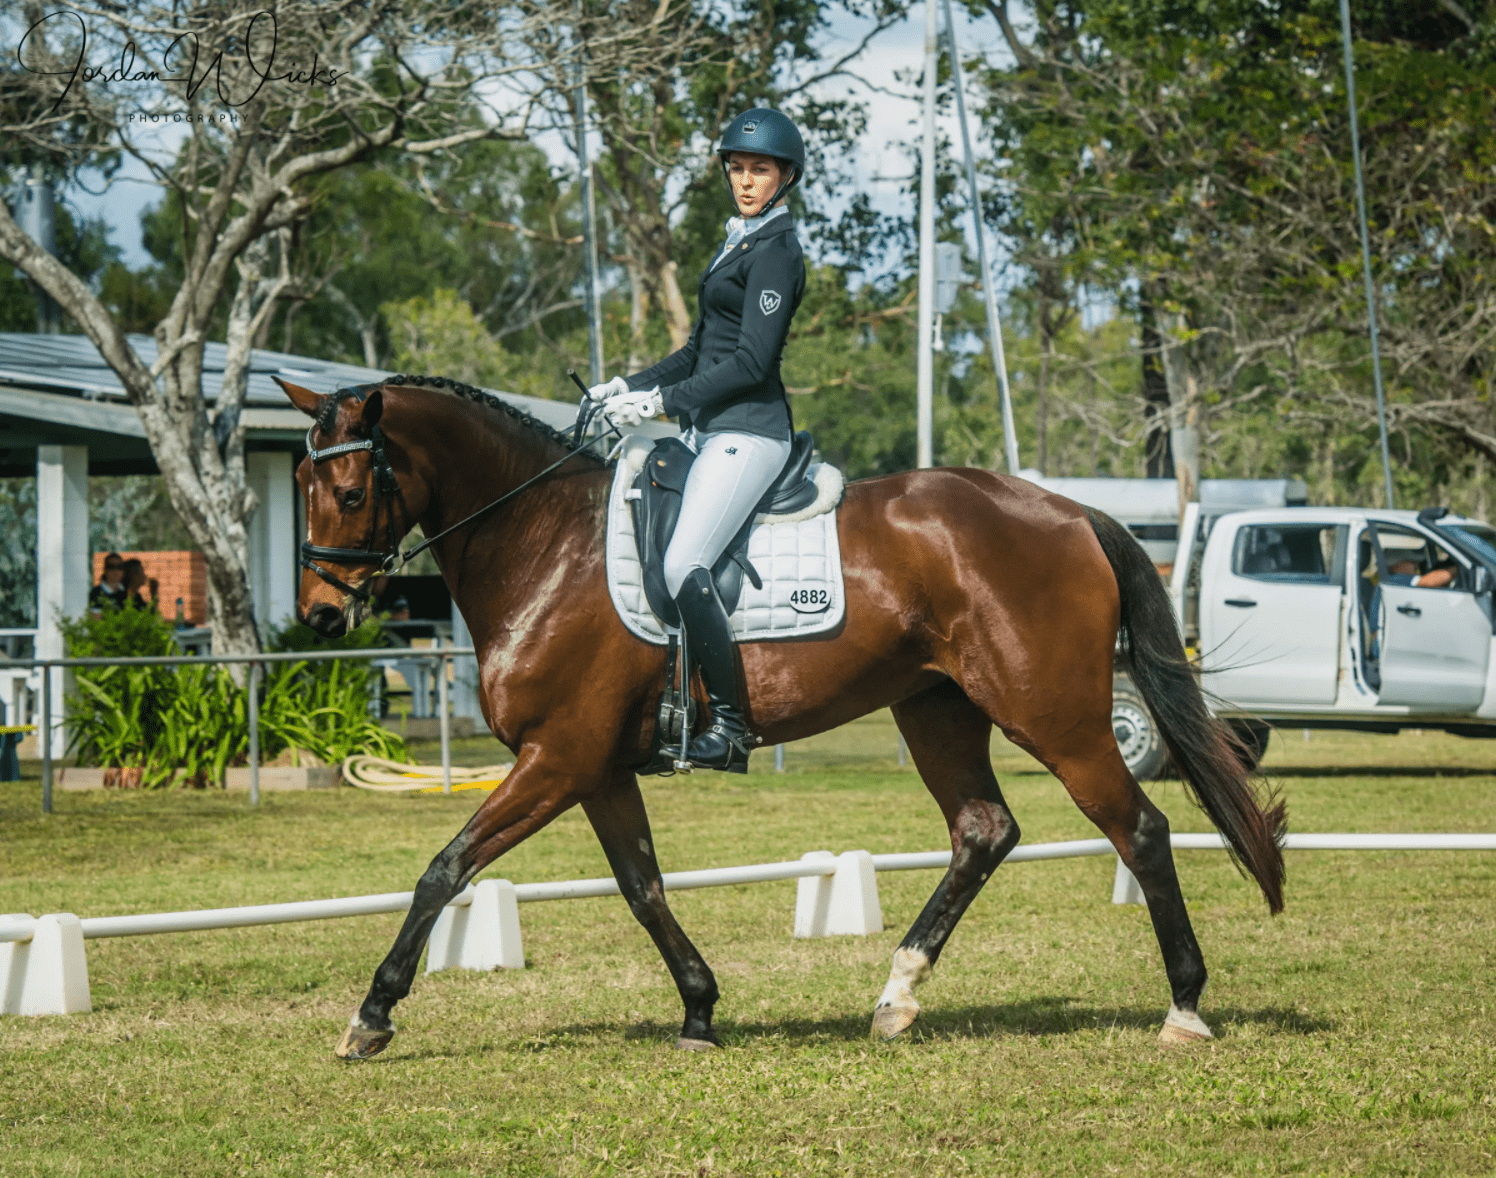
1386, 558, 1455, 589
1358, 546, 1457, 682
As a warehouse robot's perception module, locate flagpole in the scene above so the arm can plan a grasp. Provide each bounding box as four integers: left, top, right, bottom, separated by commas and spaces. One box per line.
1338, 0, 1395, 508
942, 0, 1018, 474
916, 0, 938, 470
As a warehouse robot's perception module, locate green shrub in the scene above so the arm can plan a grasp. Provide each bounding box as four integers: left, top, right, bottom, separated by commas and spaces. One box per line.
261, 616, 406, 764
61, 612, 406, 786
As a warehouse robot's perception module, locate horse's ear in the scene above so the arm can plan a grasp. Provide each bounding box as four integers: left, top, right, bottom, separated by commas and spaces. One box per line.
273, 376, 323, 418
360, 389, 384, 429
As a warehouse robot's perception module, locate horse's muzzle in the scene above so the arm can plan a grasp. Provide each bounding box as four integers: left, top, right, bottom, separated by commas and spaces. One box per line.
306, 602, 348, 638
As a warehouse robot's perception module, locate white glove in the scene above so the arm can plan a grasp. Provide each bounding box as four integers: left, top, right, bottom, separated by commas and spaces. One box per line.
587, 375, 630, 403
603, 386, 664, 428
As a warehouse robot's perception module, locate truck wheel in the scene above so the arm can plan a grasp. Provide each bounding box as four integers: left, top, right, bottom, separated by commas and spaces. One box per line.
1112, 679, 1166, 781
1227, 719, 1272, 771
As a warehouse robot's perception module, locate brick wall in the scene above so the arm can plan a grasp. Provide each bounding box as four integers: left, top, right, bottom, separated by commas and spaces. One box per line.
91, 551, 208, 623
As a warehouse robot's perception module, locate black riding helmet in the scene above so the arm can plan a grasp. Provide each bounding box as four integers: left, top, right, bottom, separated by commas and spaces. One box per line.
717, 108, 805, 215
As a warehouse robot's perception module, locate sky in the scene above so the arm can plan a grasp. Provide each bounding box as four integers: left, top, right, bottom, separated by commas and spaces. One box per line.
59, 3, 1017, 275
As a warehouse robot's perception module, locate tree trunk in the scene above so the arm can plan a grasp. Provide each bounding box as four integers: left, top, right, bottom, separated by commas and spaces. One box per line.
1139, 290, 1174, 479
660, 260, 692, 350
1162, 311, 1201, 517
1036, 295, 1052, 476
626, 259, 648, 372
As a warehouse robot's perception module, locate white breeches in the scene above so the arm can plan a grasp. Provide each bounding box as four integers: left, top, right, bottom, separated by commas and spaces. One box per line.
662, 429, 793, 599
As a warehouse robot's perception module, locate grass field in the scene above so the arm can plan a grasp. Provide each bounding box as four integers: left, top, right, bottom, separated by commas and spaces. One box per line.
2, 716, 1494, 1176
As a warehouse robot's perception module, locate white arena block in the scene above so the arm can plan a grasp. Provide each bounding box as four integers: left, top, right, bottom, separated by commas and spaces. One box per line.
795, 851, 882, 937
427, 879, 525, 973
1, 913, 34, 1015
793, 851, 837, 937
826, 851, 883, 935
4, 913, 92, 1016
1112, 857, 1146, 906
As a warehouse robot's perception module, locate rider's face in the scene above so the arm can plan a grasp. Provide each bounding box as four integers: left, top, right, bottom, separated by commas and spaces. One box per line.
727, 152, 784, 218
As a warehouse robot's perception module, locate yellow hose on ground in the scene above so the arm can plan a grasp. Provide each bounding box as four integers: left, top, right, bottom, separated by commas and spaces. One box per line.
341, 754, 513, 794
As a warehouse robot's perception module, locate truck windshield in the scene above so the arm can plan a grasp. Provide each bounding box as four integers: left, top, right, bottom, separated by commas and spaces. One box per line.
1437, 522, 1496, 571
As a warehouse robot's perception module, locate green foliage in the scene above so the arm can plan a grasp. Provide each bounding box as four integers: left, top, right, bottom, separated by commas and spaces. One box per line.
88, 475, 197, 554
59, 612, 405, 785
964, 0, 1496, 509
0, 197, 120, 333
382, 288, 551, 400
0, 477, 37, 628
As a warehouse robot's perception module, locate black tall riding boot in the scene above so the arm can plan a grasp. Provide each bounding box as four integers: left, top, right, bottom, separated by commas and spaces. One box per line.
674, 567, 755, 772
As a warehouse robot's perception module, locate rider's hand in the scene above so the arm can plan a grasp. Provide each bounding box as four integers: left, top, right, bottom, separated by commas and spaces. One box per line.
587, 375, 630, 403
603, 387, 664, 428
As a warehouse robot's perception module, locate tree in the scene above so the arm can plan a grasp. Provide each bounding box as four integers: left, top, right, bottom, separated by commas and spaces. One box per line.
0, 1, 553, 655
966, 0, 1496, 507
523, 0, 907, 369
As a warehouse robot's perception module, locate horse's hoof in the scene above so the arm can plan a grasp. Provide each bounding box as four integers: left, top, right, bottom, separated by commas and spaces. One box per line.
1159, 1006, 1213, 1048
336, 1022, 394, 1060
675, 1036, 721, 1052
871, 1003, 918, 1041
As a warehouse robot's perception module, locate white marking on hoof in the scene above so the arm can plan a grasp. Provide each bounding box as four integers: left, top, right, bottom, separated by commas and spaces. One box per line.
872, 947, 931, 1040
1159, 1004, 1213, 1046
675, 1036, 720, 1052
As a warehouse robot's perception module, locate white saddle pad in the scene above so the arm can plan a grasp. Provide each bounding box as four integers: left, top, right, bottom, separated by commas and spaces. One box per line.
605, 436, 847, 645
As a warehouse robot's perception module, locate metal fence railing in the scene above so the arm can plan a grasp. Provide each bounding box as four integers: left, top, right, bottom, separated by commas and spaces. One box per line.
8, 647, 475, 813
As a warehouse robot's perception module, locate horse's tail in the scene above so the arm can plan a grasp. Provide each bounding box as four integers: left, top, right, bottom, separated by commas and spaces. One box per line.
1084, 506, 1287, 914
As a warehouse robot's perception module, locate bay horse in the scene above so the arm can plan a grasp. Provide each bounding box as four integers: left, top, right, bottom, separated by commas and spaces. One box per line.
278, 373, 1286, 1060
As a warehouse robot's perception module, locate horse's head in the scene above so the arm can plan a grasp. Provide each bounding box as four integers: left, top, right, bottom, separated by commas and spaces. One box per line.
279, 377, 430, 638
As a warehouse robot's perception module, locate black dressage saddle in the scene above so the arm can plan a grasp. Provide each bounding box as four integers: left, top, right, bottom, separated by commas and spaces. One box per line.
629, 429, 818, 627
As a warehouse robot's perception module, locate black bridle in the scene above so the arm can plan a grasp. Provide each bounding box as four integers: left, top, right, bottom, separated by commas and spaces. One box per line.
301, 376, 616, 603
299, 387, 412, 603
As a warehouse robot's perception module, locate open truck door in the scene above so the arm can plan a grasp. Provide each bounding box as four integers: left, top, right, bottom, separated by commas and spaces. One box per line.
1362, 522, 1490, 710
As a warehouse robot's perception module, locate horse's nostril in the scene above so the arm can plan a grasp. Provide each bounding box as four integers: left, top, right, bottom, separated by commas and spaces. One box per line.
308, 603, 347, 638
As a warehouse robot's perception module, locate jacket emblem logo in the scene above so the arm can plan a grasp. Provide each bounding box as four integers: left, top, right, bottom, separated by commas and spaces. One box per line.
759, 289, 782, 315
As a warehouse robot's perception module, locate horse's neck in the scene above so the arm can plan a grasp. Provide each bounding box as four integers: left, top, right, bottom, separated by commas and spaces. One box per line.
403, 394, 600, 633
414, 396, 566, 517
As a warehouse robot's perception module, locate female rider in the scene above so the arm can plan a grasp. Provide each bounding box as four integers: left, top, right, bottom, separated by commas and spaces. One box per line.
591, 108, 808, 772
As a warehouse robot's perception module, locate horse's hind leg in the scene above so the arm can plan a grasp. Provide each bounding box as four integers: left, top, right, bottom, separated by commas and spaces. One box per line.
1041, 727, 1213, 1045
873, 680, 1020, 1040
582, 772, 722, 1050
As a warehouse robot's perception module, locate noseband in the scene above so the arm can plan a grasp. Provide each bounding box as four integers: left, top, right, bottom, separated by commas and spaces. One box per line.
300, 387, 410, 603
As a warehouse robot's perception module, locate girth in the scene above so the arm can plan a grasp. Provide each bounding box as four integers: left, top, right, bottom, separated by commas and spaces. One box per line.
628, 430, 818, 627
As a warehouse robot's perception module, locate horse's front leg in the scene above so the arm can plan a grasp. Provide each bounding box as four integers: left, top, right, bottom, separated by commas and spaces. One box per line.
335, 747, 581, 1060
582, 771, 722, 1049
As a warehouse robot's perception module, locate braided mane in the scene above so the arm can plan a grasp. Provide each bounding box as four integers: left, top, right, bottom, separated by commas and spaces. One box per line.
377, 372, 607, 468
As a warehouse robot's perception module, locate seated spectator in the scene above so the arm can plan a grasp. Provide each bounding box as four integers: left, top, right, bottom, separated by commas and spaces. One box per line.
89, 553, 128, 614
121, 558, 160, 611
1387, 559, 1455, 589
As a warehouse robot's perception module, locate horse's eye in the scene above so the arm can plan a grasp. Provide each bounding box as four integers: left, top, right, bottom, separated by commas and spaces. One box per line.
343, 488, 365, 508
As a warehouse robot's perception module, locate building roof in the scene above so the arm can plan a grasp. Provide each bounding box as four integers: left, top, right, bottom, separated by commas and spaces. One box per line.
0, 330, 582, 428
0, 331, 669, 473
1023, 474, 1309, 526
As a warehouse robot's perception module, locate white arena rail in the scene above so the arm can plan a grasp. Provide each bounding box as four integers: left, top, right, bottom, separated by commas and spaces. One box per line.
4, 833, 1493, 1018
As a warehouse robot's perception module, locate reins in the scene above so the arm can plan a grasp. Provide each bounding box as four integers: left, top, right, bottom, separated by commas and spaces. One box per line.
300, 375, 617, 599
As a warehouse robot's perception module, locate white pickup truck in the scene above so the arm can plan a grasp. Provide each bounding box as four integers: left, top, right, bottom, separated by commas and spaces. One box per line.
1111, 503, 1496, 778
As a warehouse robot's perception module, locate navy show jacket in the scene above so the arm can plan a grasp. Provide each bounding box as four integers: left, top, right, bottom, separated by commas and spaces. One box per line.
626, 214, 805, 439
